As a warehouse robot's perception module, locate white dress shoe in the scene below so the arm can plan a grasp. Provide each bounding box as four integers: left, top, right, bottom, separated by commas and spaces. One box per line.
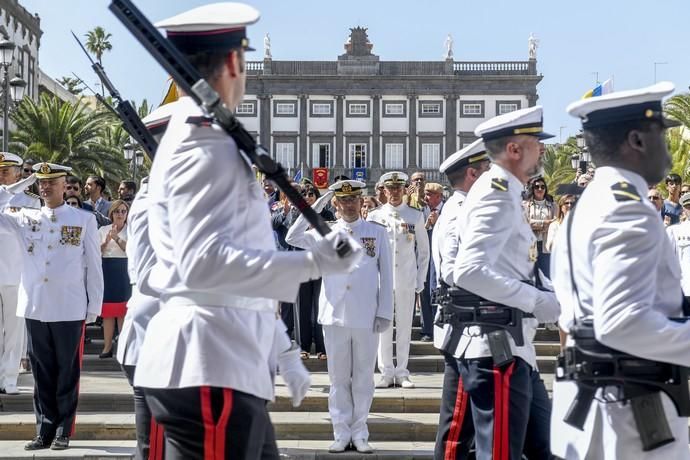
375, 376, 394, 388
328, 439, 350, 453
399, 376, 415, 389
352, 438, 374, 453
3, 383, 19, 395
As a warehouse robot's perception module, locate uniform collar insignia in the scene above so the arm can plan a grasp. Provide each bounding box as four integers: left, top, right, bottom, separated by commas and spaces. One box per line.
611, 181, 641, 202
490, 178, 509, 191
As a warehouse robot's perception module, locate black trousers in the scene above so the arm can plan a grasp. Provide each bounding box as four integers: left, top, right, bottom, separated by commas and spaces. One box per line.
144, 386, 280, 460
434, 352, 475, 460
25, 319, 84, 440
279, 302, 294, 340
458, 357, 552, 460
123, 365, 165, 460
295, 279, 325, 355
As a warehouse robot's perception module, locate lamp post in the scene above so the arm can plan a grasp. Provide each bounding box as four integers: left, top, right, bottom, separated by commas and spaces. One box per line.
0, 39, 25, 152
575, 133, 590, 175
123, 142, 144, 180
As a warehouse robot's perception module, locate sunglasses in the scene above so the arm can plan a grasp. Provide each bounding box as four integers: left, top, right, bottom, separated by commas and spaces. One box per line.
66, 185, 79, 191
666, 181, 681, 185
563, 201, 576, 206
533, 184, 546, 190
301, 192, 316, 197
23, 168, 31, 173
112, 209, 128, 214
648, 195, 661, 201
66, 201, 80, 207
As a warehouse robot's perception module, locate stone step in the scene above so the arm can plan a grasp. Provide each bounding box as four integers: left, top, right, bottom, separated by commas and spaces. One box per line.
0, 440, 436, 459
1, 371, 556, 415
0, 412, 440, 442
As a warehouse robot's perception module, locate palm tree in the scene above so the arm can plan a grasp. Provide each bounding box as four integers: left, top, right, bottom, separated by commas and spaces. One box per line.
665, 93, 690, 129
542, 139, 578, 193
56, 76, 84, 96
85, 26, 113, 65
10, 94, 128, 186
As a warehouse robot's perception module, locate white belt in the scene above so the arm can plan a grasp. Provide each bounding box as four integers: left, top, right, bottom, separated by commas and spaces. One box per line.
161, 292, 276, 313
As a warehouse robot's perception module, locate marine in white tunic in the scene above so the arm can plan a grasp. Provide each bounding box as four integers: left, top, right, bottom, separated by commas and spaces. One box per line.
286, 180, 393, 454
367, 171, 429, 389
667, 192, 690, 296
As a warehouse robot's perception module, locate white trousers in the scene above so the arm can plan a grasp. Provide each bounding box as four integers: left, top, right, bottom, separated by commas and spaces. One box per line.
0, 285, 24, 388
378, 287, 414, 379
323, 325, 379, 442
551, 380, 690, 459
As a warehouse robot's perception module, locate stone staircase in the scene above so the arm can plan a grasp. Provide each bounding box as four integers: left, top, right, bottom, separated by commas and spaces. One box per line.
0, 322, 561, 459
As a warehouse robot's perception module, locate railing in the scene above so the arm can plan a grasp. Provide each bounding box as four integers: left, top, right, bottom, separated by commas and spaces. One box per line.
246, 60, 536, 77
296, 167, 448, 187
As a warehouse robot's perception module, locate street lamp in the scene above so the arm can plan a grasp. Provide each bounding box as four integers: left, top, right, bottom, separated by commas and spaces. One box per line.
570, 154, 580, 170
575, 133, 590, 175
123, 142, 143, 179
0, 39, 26, 152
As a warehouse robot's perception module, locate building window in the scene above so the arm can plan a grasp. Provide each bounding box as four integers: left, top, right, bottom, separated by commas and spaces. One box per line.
385, 103, 404, 115
496, 101, 521, 115
276, 103, 296, 115
27, 55, 34, 98
312, 103, 331, 115
275, 142, 295, 168
16, 48, 24, 78
348, 103, 368, 116
349, 143, 367, 168
235, 102, 256, 115
312, 143, 331, 168
384, 143, 404, 169
421, 103, 441, 114
462, 103, 482, 116
421, 143, 441, 169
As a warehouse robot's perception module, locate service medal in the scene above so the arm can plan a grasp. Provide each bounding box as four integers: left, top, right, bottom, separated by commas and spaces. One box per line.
360, 237, 376, 257
60, 225, 82, 246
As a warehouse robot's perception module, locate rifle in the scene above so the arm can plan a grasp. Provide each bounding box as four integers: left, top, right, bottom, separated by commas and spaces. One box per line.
108, 0, 350, 255
71, 30, 158, 160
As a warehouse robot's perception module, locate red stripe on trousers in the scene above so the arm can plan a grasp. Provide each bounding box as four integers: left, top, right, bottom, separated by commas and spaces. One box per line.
215, 389, 234, 459
148, 420, 158, 460
156, 419, 165, 460
444, 377, 468, 460
502, 363, 515, 460
200, 387, 215, 460
71, 322, 86, 436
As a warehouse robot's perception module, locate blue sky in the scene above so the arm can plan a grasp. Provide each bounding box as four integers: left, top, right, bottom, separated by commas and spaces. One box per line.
21, 0, 690, 143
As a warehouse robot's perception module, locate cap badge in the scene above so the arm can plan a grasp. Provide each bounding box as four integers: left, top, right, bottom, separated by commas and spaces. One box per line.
0, 153, 4, 162
39, 163, 51, 174
341, 183, 353, 193
391, 173, 399, 182
645, 109, 654, 118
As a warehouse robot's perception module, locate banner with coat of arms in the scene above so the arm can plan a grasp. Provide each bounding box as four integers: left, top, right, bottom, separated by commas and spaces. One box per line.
313, 168, 329, 188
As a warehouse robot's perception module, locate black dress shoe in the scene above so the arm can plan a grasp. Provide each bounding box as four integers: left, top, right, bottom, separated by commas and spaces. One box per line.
420, 335, 433, 342
51, 436, 70, 450
99, 349, 113, 359
24, 436, 52, 450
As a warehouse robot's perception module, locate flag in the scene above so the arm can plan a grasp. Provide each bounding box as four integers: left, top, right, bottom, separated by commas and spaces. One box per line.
353, 168, 366, 182
582, 78, 613, 99
161, 79, 179, 106
293, 169, 302, 183
313, 168, 329, 188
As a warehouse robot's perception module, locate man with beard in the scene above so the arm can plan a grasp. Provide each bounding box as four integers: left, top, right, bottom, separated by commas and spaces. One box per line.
451, 106, 560, 459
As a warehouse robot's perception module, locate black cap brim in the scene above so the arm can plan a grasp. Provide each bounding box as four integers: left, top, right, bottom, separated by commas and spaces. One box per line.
535, 132, 555, 140
663, 117, 682, 128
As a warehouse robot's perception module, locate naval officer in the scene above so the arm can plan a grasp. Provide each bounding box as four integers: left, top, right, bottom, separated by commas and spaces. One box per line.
451, 106, 560, 460
286, 180, 393, 454
134, 3, 362, 458
431, 139, 490, 459
0, 152, 40, 396
551, 82, 690, 459
0, 162, 103, 451
367, 171, 429, 389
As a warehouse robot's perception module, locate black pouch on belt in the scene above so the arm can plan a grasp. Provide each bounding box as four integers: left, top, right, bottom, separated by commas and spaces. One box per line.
487, 329, 514, 367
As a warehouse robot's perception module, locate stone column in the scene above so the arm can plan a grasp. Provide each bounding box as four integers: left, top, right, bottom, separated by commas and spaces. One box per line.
408, 95, 418, 169
299, 94, 308, 168
445, 94, 458, 158
527, 93, 538, 107
371, 94, 381, 168
259, 94, 271, 148
335, 95, 344, 167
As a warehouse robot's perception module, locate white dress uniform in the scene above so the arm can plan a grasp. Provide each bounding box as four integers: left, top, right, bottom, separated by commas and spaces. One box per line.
367, 185, 429, 381
667, 201, 690, 296
0, 152, 40, 392
135, 96, 346, 400
551, 82, 690, 460
286, 181, 393, 446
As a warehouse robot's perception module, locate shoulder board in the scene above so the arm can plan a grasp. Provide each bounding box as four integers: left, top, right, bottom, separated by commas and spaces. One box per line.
611, 181, 641, 202
24, 190, 40, 200
490, 178, 509, 192
185, 116, 214, 127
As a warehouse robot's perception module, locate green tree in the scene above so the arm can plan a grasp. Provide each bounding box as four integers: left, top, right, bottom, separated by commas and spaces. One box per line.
56, 76, 84, 96
84, 26, 112, 65
542, 138, 578, 193
9, 94, 128, 187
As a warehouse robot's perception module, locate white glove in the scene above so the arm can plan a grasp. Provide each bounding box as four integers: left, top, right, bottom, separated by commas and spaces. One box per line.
309, 230, 363, 277
312, 190, 334, 214
373, 317, 391, 333
277, 345, 311, 407
533, 291, 560, 324
6, 173, 36, 194
85, 313, 99, 324
415, 283, 425, 294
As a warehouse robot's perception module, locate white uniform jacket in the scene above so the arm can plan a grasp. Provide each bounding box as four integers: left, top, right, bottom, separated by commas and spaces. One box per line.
551, 166, 690, 459
286, 216, 393, 328
431, 190, 467, 355
667, 220, 690, 296
367, 203, 429, 292
0, 188, 102, 322
0, 191, 40, 286
451, 163, 541, 368
135, 97, 319, 400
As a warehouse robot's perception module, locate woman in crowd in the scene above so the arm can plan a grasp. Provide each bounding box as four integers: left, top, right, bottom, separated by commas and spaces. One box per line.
524, 177, 555, 276
360, 196, 380, 219
297, 185, 335, 360
65, 195, 82, 208
98, 200, 131, 358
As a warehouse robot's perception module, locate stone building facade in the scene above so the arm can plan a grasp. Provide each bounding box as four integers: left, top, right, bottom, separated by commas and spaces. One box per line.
243, 27, 542, 185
